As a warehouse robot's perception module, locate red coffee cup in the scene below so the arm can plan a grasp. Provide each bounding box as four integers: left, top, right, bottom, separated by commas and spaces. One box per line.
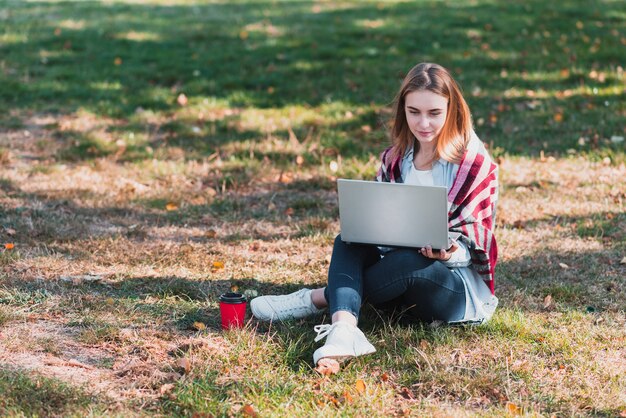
219, 292, 247, 329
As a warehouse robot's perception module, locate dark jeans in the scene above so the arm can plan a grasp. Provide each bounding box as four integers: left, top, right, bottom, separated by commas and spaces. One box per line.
323, 235, 466, 322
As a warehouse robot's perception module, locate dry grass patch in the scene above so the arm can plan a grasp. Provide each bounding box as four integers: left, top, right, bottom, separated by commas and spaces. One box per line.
1, 121, 625, 415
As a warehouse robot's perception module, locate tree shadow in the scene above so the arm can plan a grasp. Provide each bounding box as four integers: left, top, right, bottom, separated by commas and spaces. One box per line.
1, 0, 623, 159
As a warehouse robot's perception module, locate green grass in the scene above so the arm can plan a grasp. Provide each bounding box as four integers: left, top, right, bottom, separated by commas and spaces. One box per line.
0, 0, 624, 416
0, 369, 103, 417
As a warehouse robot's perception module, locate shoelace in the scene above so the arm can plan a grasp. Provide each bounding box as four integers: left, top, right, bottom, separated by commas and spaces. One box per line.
313, 324, 334, 342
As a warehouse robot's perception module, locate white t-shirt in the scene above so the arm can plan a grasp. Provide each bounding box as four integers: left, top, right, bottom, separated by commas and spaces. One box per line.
404, 163, 434, 186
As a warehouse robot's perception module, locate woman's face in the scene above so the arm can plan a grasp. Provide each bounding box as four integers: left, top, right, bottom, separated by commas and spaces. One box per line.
404, 89, 448, 145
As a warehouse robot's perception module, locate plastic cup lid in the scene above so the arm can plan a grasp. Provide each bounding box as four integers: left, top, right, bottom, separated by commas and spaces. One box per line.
219, 292, 246, 303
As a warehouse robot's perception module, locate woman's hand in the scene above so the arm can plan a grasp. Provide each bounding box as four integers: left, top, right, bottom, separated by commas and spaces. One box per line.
420, 243, 458, 261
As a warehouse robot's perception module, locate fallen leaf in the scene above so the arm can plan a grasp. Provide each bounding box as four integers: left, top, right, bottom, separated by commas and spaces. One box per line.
341, 390, 353, 404
212, 261, 225, 270
114, 57, 122, 65
543, 295, 553, 309
558, 262, 569, 269
241, 404, 257, 417
380, 372, 390, 382
553, 113, 563, 122
398, 387, 414, 400
165, 202, 179, 211
419, 339, 429, 350
315, 358, 340, 375
177, 357, 191, 374
206, 229, 217, 238
620, 256, 626, 265
4, 243, 14, 250
619, 409, 626, 418
506, 402, 521, 415
105, 297, 115, 305
192, 321, 206, 331
355, 379, 366, 394
284, 207, 294, 216
5, 228, 16, 236
230, 285, 239, 292
177, 93, 188, 106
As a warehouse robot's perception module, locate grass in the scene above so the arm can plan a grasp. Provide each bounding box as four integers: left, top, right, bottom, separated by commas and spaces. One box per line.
0, 0, 625, 416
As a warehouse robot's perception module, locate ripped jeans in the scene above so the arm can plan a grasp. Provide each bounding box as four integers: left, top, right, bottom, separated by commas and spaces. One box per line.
323, 235, 466, 322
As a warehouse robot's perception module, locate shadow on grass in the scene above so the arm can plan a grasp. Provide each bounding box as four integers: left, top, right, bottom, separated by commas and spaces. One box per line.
0, 368, 102, 417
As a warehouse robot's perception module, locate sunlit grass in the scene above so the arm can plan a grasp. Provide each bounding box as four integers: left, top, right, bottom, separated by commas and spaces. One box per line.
0, 0, 624, 416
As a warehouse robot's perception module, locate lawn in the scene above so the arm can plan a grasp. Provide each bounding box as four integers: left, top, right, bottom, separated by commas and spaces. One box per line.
0, 0, 624, 416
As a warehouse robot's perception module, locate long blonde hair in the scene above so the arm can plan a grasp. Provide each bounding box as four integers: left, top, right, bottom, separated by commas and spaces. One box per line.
390, 63, 473, 164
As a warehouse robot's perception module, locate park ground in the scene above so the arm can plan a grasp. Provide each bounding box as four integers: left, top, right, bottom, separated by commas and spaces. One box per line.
0, 0, 625, 416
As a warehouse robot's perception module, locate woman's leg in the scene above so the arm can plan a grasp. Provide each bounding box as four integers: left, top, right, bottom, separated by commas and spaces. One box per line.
362, 248, 466, 322
323, 235, 381, 322
312, 235, 380, 365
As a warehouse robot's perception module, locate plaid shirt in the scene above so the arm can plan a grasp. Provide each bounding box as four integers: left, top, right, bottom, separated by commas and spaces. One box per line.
376, 134, 499, 294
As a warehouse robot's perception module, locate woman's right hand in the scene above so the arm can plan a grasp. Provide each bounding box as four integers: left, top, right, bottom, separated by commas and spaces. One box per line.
420, 242, 459, 261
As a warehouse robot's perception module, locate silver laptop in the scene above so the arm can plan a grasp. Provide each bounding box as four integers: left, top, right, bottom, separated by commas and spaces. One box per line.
337, 179, 453, 250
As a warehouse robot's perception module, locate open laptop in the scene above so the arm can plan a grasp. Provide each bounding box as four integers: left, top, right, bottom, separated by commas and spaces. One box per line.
337, 179, 455, 250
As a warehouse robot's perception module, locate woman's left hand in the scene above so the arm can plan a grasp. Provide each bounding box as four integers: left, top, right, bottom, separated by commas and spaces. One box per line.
420, 243, 458, 261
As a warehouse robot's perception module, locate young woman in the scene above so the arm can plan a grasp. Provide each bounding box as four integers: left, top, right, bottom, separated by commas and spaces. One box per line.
250, 62, 499, 368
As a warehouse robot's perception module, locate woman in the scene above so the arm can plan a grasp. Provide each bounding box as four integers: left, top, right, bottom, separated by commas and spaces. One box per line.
250, 63, 499, 368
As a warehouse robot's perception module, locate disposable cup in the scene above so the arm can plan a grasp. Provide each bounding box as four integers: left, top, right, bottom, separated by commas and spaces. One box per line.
219, 292, 247, 329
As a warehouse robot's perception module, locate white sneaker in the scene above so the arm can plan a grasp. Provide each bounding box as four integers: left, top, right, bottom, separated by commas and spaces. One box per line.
312, 321, 376, 365
250, 288, 324, 321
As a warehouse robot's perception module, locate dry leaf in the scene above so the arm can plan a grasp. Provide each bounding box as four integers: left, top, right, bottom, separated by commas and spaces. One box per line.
212, 261, 225, 270
284, 207, 294, 216
241, 404, 257, 417
553, 113, 563, 122
543, 295, 553, 309
5, 228, 16, 236
177, 93, 188, 106
342, 390, 353, 404
114, 57, 122, 66
4, 243, 14, 250
419, 339, 429, 350
558, 263, 569, 269
206, 229, 217, 238
105, 297, 115, 305
380, 372, 390, 382
165, 202, 179, 211
193, 321, 206, 331
355, 379, 366, 394
620, 256, 626, 265
315, 358, 340, 375
230, 284, 239, 292
177, 357, 191, 374
506, 402, 521, 415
